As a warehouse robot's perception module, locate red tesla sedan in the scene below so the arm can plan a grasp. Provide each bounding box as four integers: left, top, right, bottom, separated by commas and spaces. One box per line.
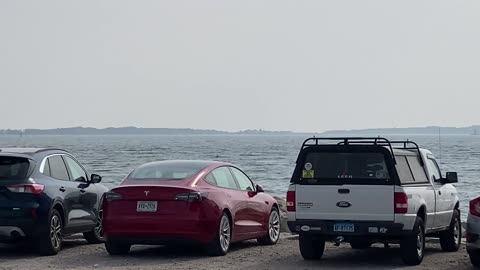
102, 160, 280, 256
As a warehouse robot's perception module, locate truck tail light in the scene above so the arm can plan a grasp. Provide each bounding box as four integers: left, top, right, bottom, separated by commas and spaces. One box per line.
394, 192, 408, 214
470, 197, 480, 217
286, 190, 296, 212
6, 184, 44, 194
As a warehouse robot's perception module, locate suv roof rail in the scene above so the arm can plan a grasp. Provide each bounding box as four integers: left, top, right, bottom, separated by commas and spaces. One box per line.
301, 137, 425, 166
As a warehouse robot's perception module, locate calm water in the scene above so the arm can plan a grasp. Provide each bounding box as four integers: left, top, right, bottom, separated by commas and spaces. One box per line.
1, 135, 478, 219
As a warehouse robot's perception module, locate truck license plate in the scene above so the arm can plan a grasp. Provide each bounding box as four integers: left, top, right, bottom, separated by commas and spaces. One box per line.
334, 223, 354, 233
136, 201, 158, 212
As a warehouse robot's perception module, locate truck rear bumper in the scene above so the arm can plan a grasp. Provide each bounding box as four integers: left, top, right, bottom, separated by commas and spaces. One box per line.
288, 220, 407, 240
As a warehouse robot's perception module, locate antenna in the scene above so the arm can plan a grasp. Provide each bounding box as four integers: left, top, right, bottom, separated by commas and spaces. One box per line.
438, 127, 442, 166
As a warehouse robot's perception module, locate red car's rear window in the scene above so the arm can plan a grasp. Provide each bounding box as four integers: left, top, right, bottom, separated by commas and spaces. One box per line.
128, 162, 206, 180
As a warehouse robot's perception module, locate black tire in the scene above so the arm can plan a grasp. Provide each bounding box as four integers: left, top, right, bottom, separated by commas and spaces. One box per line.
350, 241, 372, 249
207, 213, 231, 256
439, 209, 461, 252
400, 217, 425, 266
105, 240, 131, 255
84, 210, 104, 244
470, 251, 480, 268
36, 209, 63, 256
299, 234, 325, 260
257, 207, 280, 245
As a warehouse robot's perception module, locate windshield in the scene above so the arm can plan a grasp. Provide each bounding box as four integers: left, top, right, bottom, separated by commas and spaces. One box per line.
0, 156, 30, 180
299, 152, 391, 185
128, 162, 206, 180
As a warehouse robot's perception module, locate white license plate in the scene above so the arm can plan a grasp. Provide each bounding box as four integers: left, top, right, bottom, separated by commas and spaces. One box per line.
136, 201, 158, 212
334, 223, 355, 233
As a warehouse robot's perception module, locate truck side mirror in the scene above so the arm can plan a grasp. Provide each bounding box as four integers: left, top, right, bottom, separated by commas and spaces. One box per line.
440, 172, 458, 184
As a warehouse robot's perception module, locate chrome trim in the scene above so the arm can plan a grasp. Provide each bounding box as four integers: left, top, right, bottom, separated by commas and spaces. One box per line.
39, 154, 65, 173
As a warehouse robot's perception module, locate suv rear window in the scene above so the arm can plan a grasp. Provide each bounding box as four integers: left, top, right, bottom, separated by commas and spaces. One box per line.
0, 156, 30, 180
297, 152, 392, 185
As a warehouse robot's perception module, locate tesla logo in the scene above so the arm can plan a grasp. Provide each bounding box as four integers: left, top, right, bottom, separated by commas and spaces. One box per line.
144, 191, 150, 196
336, 201, 352, 208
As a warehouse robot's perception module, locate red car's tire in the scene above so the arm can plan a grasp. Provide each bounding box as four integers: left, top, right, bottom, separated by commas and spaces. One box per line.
207, 213, 231, 256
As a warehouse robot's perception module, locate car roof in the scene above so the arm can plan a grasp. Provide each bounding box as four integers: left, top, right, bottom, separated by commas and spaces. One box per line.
137, 160, 229, 168
0, 148, 68, 155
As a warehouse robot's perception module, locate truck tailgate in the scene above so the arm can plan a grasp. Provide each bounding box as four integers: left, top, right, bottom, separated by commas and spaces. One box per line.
295, 184, 395, 221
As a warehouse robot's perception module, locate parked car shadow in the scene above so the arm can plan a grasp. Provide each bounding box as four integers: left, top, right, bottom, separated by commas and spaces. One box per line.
266, 242, 464, 269
58, 240, 264, 268
0, 236, 90, 259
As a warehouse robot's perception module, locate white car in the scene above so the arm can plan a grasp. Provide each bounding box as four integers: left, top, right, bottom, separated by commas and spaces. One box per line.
287, 137, 461, 266
467, 196, 480, 267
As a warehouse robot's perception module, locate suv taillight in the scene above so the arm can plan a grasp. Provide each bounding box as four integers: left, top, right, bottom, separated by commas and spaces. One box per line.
286, 191, 296, 212
394, 192, 408, 214
470, 197, 480, 217
7, 184, 44, 194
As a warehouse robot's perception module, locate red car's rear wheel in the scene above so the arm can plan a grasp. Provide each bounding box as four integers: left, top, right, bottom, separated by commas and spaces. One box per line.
207, 213, 231, 256
258, 207, 280, 245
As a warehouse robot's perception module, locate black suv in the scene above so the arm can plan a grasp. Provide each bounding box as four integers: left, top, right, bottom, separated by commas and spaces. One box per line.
0, 148, 108, 255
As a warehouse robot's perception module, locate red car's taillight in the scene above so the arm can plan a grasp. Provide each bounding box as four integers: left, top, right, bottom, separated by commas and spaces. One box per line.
175, 192, 206, 202
394, 192, 408, 214
105, 191, 123, 202
286, 190, 296, 212
470, 197, 480, 217
7, 184, 44, 194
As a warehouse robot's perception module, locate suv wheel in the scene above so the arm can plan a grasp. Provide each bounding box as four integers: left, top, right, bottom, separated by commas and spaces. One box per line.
84, 209, 104, 244
439, 209, 461, 252
257, 207, 280, 245
299, 234, 325, 260
400, 217, 425, 266
36, 209, 63, 256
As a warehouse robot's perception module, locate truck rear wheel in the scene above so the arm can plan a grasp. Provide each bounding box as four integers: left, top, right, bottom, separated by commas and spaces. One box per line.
299, 234, 325, 260
439, 209, 461, 252
400, 217, 425, 266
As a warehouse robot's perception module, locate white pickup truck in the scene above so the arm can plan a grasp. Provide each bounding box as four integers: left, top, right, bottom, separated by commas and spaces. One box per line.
287, 137, 460, 266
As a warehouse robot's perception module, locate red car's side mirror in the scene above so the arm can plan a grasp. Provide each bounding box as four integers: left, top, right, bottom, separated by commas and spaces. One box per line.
256, 184, 264, 193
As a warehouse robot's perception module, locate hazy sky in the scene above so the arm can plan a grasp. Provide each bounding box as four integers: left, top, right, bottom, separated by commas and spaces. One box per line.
1, 1, 479, 132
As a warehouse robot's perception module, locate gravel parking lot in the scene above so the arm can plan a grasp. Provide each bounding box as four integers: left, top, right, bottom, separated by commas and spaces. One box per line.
0, 234, 474, 270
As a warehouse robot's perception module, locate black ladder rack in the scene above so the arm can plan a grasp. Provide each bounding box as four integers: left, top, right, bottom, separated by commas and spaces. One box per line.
300, 137, 424, 166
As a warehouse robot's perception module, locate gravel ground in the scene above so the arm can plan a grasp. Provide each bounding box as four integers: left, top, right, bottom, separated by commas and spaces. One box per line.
0, 235, 474, 270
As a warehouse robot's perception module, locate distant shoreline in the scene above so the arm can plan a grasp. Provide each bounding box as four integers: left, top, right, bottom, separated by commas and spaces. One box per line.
0, 125, 479, 136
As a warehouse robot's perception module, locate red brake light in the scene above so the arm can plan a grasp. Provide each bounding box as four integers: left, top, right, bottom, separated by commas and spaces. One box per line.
470, 197, 480, 217
286, 190, 296, 212
7, 184, 44, 194
394, 192, 408, 214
